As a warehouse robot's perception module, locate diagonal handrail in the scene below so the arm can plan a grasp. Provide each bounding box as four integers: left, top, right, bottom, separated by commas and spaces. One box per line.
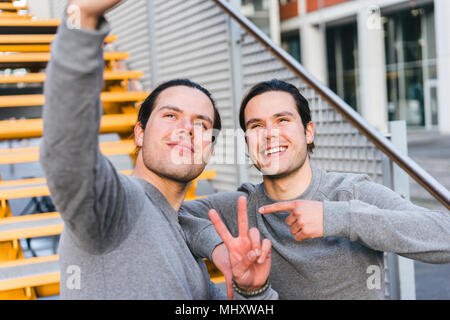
212, 0, 450, 210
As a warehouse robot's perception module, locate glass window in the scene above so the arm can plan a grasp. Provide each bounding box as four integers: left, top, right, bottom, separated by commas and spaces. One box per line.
326, 22, 359, 111
281, 30, 301, 62
383, 4, 437, 128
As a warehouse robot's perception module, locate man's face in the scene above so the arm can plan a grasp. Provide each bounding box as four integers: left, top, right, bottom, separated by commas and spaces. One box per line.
135, 86, 215, 183
244, 90, 314, 177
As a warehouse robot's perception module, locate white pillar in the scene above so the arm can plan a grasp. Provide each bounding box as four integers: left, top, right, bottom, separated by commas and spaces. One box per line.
27, 0, 52, 19
300, 23, 327, 85
269, 0, 281, 45
357, 2, 388, 134
435, 0, 450, 134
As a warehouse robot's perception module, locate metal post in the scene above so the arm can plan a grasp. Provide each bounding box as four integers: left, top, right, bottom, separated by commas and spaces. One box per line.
389, 120, 417, 300
228, 0, 249, 186
146, 0, 158, 87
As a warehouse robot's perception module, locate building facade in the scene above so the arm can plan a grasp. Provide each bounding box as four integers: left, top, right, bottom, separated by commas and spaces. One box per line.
270, 0, 450, 134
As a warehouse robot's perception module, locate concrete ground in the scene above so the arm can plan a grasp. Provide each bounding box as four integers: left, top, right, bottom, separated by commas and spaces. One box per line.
407, 129, 450, 300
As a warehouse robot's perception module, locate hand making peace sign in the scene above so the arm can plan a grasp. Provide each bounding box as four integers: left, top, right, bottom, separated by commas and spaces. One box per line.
209, 196, 272, 294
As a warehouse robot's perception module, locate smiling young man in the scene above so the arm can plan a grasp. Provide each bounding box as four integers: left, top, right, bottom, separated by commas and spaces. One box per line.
40, 0, 275, 299
182, 79, 450, 299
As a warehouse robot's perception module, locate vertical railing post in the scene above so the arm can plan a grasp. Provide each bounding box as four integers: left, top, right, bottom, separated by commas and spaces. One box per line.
228, 0, 249, 186
388, 120, 416, 300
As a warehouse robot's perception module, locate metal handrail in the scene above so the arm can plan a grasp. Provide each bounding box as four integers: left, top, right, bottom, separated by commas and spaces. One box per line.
213, 0, 450, 210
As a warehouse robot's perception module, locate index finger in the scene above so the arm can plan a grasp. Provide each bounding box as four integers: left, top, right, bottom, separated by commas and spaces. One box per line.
259, 201, 298, 214
237, 196, 249, 238
209, 209, 233, 245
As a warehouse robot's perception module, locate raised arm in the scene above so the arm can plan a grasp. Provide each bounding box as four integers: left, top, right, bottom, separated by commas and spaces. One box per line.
40, 0, 131, 253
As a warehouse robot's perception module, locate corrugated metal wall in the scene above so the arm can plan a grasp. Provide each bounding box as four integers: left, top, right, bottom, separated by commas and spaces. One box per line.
105, 0, 153, 91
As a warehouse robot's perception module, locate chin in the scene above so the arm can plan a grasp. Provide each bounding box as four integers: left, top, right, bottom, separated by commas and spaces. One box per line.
259, 159, 305, 180
159, 164, 206, 183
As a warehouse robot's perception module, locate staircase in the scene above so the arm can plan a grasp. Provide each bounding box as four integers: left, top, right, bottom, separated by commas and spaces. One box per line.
0, 1, 221, 300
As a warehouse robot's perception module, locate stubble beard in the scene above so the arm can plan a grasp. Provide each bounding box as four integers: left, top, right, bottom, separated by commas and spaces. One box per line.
142, 146, 205, 184
260, 147, 309, 181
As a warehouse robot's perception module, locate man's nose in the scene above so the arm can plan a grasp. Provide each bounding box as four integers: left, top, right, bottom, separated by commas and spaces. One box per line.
177, 120, 194, 137
263, 124, 278, 140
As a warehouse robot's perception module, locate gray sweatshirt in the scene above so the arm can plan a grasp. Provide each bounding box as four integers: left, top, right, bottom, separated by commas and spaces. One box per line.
181, 165, 450, 299
40, 16, 276, 300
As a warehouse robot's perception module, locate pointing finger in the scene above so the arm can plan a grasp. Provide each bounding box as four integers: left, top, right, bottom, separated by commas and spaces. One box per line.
259, 200, 299, 214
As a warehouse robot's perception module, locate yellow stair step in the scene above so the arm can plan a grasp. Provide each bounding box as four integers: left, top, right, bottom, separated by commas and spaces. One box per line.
0, 13, 32, 20
0, 91, 148, 108
0, 212, 63, 241
0, 255, 60, 292
0, 44, 50, 52
0, 19, 60, 27
0, 113, 137, 140
0, 3, 28, 11
0, 51, 129, 63
0, 35, 117, 52
0, 139, 136, 165
0, 70, 143, 84
0, 34, 117, 44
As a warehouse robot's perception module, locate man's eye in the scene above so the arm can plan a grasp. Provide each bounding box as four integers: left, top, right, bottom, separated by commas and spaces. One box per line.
194, 122, 207, 130
279, 118, 289, 123
249, 124, 261, 130
165, 114, 176, 119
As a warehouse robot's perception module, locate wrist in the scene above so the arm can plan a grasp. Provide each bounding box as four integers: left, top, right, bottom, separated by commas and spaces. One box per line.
232, 279, 270, 298
66, 4, 100, 30
79, 11, 100, 30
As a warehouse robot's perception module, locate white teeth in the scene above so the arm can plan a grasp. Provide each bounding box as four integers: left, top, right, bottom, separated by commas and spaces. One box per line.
265, 146, 287, 155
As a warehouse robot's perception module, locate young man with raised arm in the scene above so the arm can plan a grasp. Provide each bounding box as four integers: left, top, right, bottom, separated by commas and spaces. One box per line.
182, 79, 450, 299
40, 0, 275, 299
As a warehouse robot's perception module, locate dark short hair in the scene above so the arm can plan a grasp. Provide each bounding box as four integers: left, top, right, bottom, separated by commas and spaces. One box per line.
137, 79, 222, 144
239, 79, 315, 153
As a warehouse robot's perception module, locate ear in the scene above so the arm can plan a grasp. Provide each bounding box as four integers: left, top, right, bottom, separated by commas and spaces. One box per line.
134, 122, 144, 147
305, 121, 315, 145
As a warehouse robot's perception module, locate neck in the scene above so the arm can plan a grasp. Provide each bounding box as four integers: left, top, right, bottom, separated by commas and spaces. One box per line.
262, 157, 313, 201
132, 153, 189, 212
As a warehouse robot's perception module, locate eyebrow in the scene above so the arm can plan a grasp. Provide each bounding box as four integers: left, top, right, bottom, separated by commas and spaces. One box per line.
157, 105, 213, 126
245, 111, 296, 127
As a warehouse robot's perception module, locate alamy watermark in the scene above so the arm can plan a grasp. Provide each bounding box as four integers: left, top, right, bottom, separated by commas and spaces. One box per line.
366, 265, 381, 290
66, 265, 81, 290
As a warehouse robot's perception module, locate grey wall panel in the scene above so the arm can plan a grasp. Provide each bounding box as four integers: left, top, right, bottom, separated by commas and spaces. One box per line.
105, 0, 153, 91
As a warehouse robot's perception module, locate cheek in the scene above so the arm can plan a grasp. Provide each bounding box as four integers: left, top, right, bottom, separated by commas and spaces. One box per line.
283, 126, 305, 144
246, 131, 261, 153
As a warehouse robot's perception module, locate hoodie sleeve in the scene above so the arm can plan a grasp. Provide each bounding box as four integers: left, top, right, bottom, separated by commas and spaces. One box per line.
40, 14, 132, 254
323, 174, 450, 263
